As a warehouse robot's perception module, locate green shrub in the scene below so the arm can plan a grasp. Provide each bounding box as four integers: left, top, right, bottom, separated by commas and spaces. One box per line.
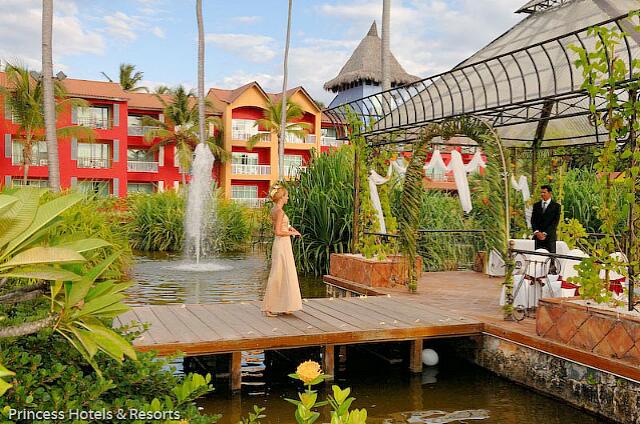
45, 194, 132, 280
213, 198, 252, 253
0, 329, 220, 423
127, 191, 185, 252
283, 148, 354, 276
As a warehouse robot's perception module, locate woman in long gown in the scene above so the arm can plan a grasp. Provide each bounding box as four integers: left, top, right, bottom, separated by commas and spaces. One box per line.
262, 185, 303, 317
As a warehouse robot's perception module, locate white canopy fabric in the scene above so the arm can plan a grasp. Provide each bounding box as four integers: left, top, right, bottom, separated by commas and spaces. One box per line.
424, 149, 448, 172
368, 164, 394, 233
464, 150, 487, 174
511, 175, 532, 228
448, 150, 473, 213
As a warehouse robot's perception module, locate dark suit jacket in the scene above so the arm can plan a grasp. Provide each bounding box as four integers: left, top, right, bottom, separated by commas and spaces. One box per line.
531, 199, 561, 248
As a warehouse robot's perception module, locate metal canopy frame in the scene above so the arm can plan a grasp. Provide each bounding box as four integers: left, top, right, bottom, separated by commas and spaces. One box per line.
324, 9, 640, 150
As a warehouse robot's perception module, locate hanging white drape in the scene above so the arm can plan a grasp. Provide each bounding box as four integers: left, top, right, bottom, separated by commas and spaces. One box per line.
424, 149, 448, 173
368, 164, 393, 233
464, 150, 486, 174
449, 150, 473, 213
392, 157, 407, 176
511, 175, 532, 228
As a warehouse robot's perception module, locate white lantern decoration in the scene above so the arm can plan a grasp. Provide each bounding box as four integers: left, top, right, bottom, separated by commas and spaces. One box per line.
421, 348, 439, 366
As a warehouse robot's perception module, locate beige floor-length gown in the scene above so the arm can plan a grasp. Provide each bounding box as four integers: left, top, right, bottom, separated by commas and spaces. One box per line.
261, 213, 302, 313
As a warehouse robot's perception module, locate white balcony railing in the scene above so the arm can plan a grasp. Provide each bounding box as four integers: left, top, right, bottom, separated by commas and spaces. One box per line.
11, 156, 48, 166
128, 126, 160, 136
76, 117, 112, 129
231, 164, 271, 175
284, 165, 307, 177
285, 133, 317, 144
232, 131, 271, 142
305, 135, 316, 144
127, 161, 159, 172
232, 198, 267, 208
77, 157, 110, 169
321, 136, 339, 146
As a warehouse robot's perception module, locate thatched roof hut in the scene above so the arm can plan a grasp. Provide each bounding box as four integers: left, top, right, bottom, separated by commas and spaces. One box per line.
323, 21, 420, 93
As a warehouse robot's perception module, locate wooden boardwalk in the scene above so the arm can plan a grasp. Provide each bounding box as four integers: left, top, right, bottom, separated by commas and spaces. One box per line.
116, 296, 482, 356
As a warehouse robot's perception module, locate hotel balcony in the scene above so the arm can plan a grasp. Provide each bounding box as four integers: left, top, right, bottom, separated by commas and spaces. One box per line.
232, 198, 267, 208
284, 165, 307, 177
232, 131, 271, 142
127, 161, 159, 172
77, 157, 110, 169
286, 134, 316, 144
128, 125, 160, 136
76, 117, 112, 129
231, 164, 271, 175
11, 155, 48, 166
321, 136, 344, 147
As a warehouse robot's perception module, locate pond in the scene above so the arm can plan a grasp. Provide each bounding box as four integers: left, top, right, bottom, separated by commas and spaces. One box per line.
127, 251, 603, 424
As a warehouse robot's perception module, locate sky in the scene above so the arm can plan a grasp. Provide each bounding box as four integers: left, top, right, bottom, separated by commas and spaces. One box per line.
0, 0, 525, 104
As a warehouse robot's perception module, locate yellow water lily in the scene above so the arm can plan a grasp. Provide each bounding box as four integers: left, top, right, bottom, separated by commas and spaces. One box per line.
296, 360, 322, 384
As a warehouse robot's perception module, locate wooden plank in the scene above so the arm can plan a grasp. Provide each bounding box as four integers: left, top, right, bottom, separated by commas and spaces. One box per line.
188, 304, 239, 340
368, 296, 478, 326
318, 299, 406, 328
127, 306, 170, 345
200, 303, 260, 339
323, 345, 335, 381
409, 338, 423, 373
340, 297, 430, 327
305, 299, 384, 330
168, 305, 222, 341
246, 302, 318, 335
231, 352, 242, 392
288, 304, 344, 333
148, 305, 201, 344
224, 302, 306, 337
295, 301, 360, 332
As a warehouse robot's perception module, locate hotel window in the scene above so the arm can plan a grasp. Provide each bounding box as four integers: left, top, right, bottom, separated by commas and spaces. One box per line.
231, 185, 258, 199
77, 180, 110, 197
77, 106, 110, 128
77, 142, 111, 168
12, 178, 49, 188
11, 140, 48, 166
284, 155, 303, 169
127, 148, 155, 162
127, 182, 156, 194
231, 119, 258, 140
232, 152, 258, 165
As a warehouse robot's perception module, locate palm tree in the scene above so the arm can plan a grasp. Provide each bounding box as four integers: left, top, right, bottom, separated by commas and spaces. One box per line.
142, 86, 228, 185
196, 0, 206, 147
278, 0, 293, 180
0, 64, 95, 184
42, 0, 59, 191
154, 85, 171, 94
118, 63, 148, 92
247, 97, 311, 157
381, 0, 391, 116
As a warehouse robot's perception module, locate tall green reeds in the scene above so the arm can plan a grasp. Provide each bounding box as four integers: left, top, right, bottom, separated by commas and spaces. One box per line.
284, 148, 355, 275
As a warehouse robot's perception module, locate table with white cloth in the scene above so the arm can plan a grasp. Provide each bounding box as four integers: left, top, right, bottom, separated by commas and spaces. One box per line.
498, 240, 568, 308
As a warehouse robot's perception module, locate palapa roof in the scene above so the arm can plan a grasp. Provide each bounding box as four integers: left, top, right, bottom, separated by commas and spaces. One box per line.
323, 21, 420, 92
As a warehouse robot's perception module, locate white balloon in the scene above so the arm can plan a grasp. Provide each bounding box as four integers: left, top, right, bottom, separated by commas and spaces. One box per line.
421, 348, 439, 366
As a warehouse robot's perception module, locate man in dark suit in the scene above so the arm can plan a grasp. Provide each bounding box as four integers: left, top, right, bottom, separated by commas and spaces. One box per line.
531, 185, 561, 253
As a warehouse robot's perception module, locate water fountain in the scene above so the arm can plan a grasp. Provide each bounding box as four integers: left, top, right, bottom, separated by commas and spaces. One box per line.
184, 143, 215, 264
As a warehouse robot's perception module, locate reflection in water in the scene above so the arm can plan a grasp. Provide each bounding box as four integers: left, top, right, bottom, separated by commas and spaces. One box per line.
126, 251, 325, 305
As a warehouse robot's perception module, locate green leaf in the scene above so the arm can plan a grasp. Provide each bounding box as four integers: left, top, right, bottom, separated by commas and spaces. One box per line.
66, 251, 120, 307
0, 188, 42, 251
0, 379, 12, 397
56, 238, 111, 254
0, 266, 83, 281
70, 327, 99, 357
1, 192, 83, 259
0, 246, 86, 269
0, 195, 17, 215
84, 323, 137, 361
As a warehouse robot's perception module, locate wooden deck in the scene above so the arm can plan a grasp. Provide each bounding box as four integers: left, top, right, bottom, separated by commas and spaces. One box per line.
116, 297, 482, 356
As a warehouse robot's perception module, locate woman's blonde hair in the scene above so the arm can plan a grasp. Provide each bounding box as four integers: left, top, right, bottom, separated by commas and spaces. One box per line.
269, 184, 287, 202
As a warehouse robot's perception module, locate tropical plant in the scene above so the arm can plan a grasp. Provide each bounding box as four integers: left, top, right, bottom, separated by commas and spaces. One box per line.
41, 0, 60, 192
0, 188, 134, 375
283, 147, 354, 275
0, 64, 95, 184
0, 328, 219, 423
119, 63, 148, 92
127, 190, 185, 252
397, 128, 431, 292
142, 86, 228, 185
214, 197, 252, 253
286, 361, 367, 424
247, 97, 311, 153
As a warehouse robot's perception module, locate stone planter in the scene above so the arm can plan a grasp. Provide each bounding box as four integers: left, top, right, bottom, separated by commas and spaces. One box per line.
328, 253, 422, 288
537, 297, 640, 365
